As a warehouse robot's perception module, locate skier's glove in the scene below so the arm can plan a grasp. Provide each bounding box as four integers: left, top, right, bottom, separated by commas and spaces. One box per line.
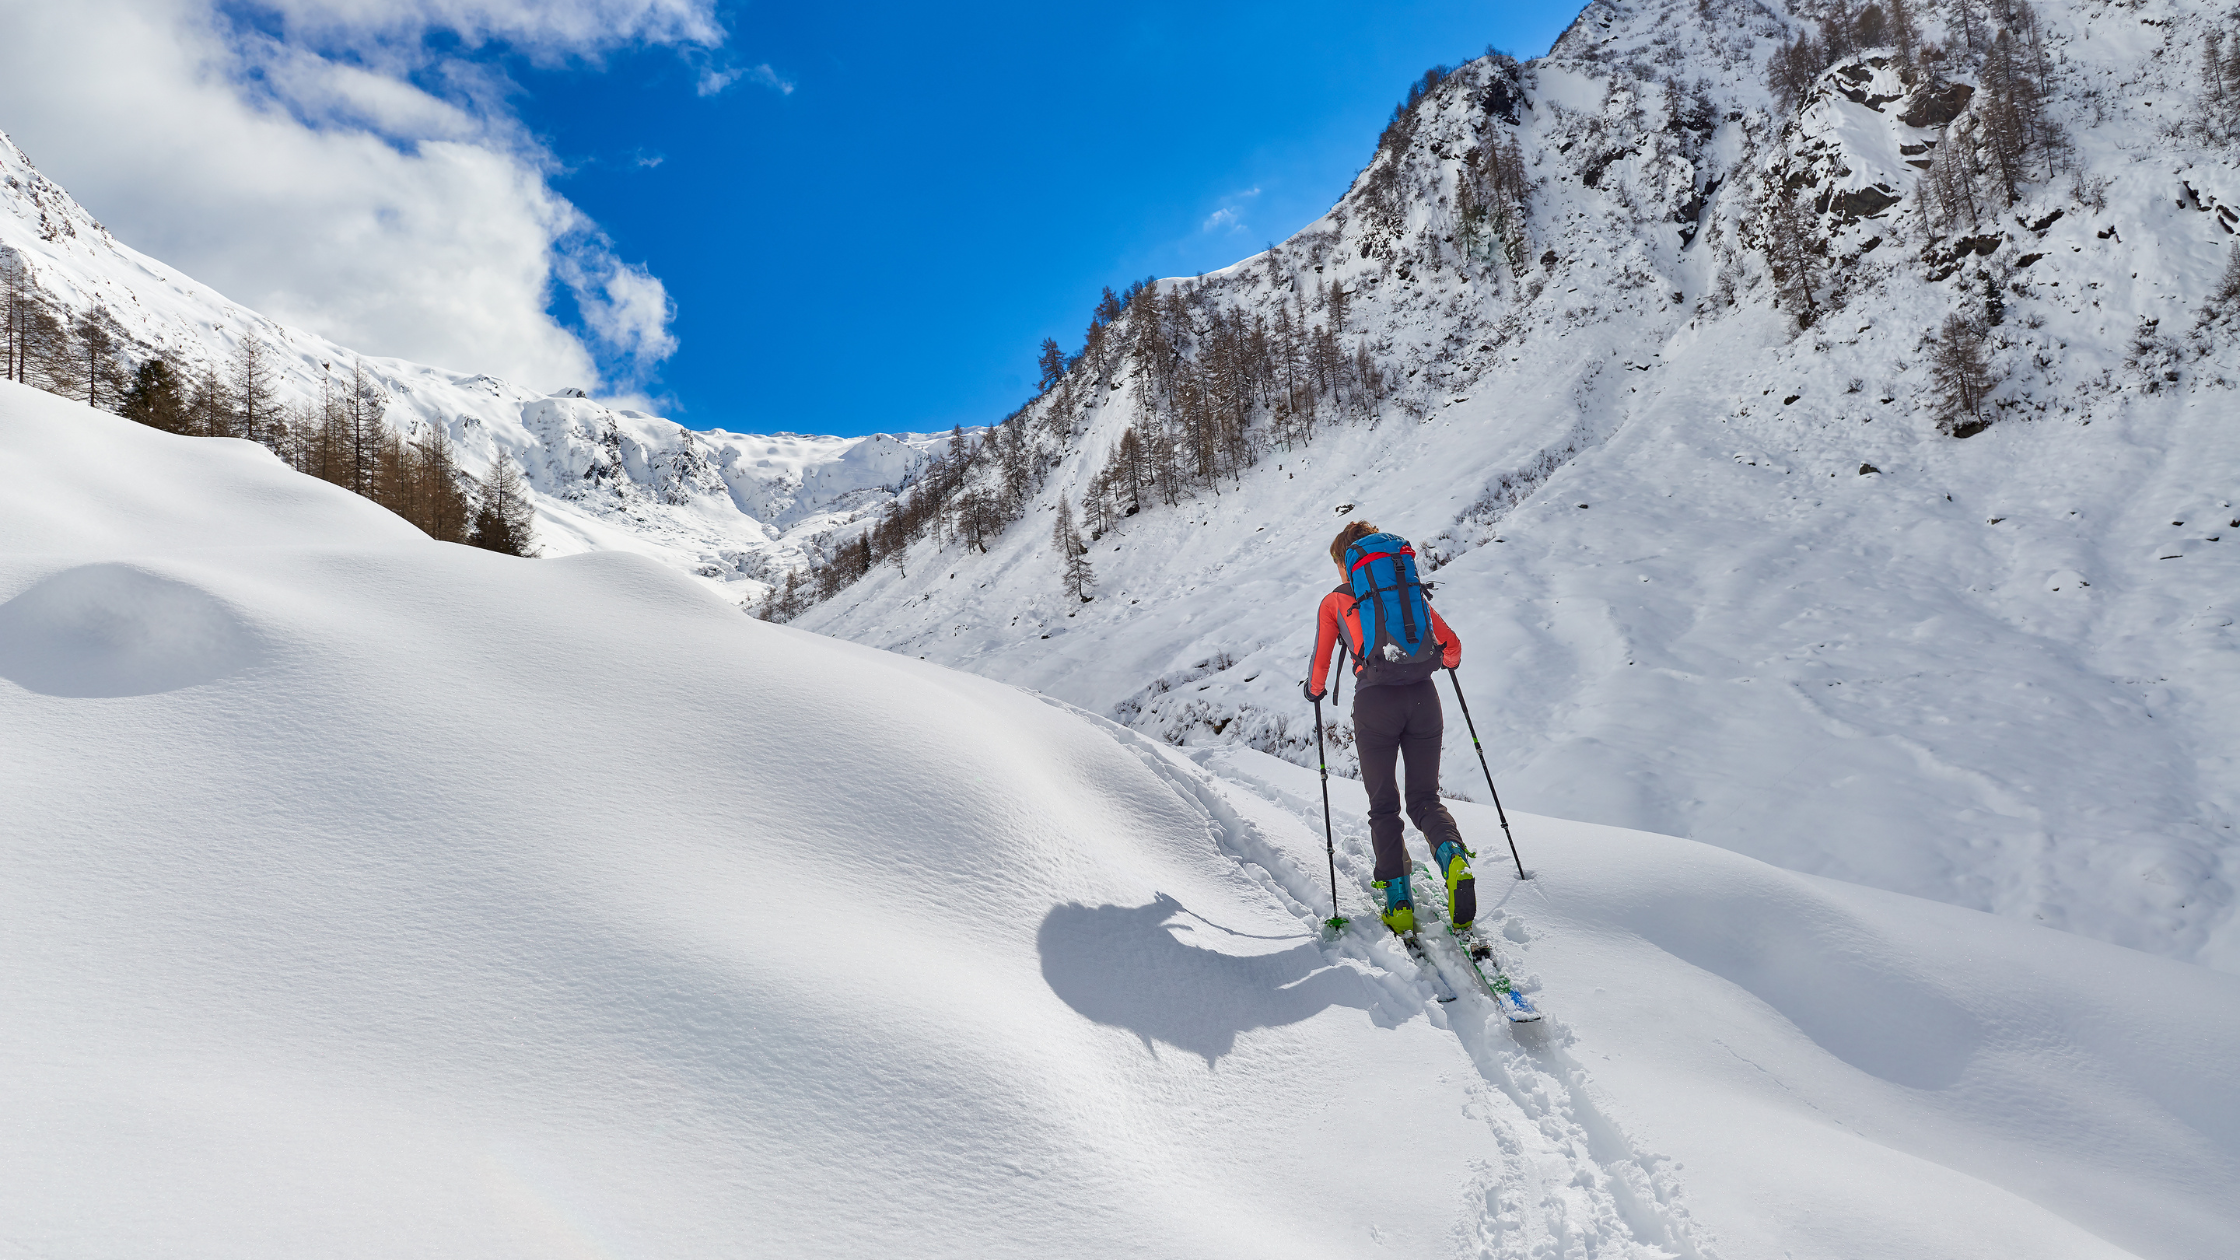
1302, 679, 1324, 704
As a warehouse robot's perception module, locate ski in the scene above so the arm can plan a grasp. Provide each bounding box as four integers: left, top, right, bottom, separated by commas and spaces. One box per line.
1406, 862, 1543, 1023
1398, 930, 1459, 1003
1445, 924, 1543, 1023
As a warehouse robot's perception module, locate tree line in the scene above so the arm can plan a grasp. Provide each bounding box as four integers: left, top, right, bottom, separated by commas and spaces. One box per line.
763, 261, 1397, 621
2, 258, 533, 554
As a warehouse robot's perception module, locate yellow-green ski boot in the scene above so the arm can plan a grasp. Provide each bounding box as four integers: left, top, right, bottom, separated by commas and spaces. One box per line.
1375, 874, 1416, 934
1435, 839, 1476, 930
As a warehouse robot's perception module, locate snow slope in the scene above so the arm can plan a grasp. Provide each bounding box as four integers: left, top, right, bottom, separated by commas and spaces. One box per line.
800, 0, 2240, 971
0, 127, 958, 601
7, 380, 2240, 1257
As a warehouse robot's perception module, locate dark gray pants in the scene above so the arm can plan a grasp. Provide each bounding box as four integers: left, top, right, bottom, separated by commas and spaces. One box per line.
1354, 678, 1464, 882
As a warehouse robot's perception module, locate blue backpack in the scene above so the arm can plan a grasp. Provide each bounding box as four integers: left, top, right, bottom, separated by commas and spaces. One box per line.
1342, 531, 1442, 688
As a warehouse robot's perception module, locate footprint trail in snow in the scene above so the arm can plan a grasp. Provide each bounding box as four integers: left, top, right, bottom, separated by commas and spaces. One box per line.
1071, 703, 1718, 1259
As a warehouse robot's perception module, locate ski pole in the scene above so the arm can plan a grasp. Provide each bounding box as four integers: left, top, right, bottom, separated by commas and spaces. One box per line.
1446, 666, 1527, 880
1312, 694, 1347, 932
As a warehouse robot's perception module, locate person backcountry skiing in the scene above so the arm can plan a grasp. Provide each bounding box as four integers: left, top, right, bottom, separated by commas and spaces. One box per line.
1302, 520, 1473, 935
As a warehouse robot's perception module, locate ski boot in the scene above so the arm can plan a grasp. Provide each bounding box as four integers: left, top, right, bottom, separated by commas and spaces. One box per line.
1434, 839, 1476, 930
1374, 874, 1416, 934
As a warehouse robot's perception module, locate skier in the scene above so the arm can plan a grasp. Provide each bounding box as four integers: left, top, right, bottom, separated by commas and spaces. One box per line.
1302, 520, 1473, 935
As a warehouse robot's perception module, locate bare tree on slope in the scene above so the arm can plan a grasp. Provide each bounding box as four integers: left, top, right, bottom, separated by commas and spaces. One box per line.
1929, 313, 1997, 436
1052, 497, 1094, 603
230, 336, 277, 447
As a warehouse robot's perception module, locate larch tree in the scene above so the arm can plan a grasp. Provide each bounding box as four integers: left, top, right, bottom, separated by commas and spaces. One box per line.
1949, 0, 1986, 54
182, 362, 230, 437
1036, 338, 1066, 392
2203, 28, 2240, 143
2201, 243, 2240, 323
1052, 496, 1094, 603
2, 260, 36, 383
1761, 188, 1823, 327
303, 370, 351, 486
760, 568, 803, 623
1887, 0, 1922, 66
344, 359, 387, 497
416, 423, 475, 543
1929, 313, 1997, 434
1768, 32, 1827, 114
229, 335, 277, 447
469, 448, 537, 556
73, 309, 126, 410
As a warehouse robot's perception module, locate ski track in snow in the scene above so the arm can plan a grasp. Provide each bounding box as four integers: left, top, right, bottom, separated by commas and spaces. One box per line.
1057, 695, 1717, 1259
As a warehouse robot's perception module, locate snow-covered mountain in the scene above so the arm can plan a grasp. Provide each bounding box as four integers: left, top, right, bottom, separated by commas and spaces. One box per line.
792, 0, 2240, 974
6, 0, 2236, 980
0, 128, 960, 594
8, 378, 2240, 1259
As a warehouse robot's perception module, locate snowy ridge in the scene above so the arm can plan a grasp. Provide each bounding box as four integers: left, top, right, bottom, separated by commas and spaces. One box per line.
0, 127, 958, 596
799, 0, 2240, 971
5, 380, 2237, 1256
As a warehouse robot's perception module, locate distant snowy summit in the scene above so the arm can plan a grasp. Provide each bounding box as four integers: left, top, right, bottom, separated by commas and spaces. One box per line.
0, 126, 960, 603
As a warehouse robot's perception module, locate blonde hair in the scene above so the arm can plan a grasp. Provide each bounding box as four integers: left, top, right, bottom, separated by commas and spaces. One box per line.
1329, 520, 1378, 568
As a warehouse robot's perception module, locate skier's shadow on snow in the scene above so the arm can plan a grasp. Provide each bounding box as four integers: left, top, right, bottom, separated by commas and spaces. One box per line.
1038, 893, 1387, 1064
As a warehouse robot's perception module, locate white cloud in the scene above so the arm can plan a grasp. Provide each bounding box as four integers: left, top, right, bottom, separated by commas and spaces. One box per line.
0, 0, 718, 392
698, 61, 793, 97
1200, 188, 1259, 234
559, 241, 679, 373
238, 0, 723, 66
697, 66, 746, 95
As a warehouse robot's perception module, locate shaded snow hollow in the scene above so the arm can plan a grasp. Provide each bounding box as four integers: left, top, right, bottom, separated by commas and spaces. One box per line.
6, 382, 2239, 1257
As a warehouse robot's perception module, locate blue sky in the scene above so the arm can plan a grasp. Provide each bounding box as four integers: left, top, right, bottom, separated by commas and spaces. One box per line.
515, 1, 1572, 437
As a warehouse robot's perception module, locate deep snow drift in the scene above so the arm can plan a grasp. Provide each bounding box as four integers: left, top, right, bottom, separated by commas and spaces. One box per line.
7, 381, 2239, 1257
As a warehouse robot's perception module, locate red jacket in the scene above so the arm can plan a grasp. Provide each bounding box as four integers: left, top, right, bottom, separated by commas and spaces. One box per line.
1307, 584, 1460, 697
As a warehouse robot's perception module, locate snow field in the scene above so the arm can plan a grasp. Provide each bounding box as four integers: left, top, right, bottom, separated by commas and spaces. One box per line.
1195, 745, 2240, 1259
0, 382, 1492, 1257
9, 382, 2237, 1258
14, 0, 2240, 983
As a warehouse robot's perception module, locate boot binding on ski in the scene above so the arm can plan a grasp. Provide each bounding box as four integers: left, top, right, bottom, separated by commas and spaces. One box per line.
1374, 875, 1415, 934
1435, 839, 1476, 930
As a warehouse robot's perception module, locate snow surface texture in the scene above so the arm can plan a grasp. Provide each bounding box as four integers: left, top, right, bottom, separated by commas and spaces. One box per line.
5, 380, 2239, 1257
0, 127, 959, 597
798, 0, 2240, 971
